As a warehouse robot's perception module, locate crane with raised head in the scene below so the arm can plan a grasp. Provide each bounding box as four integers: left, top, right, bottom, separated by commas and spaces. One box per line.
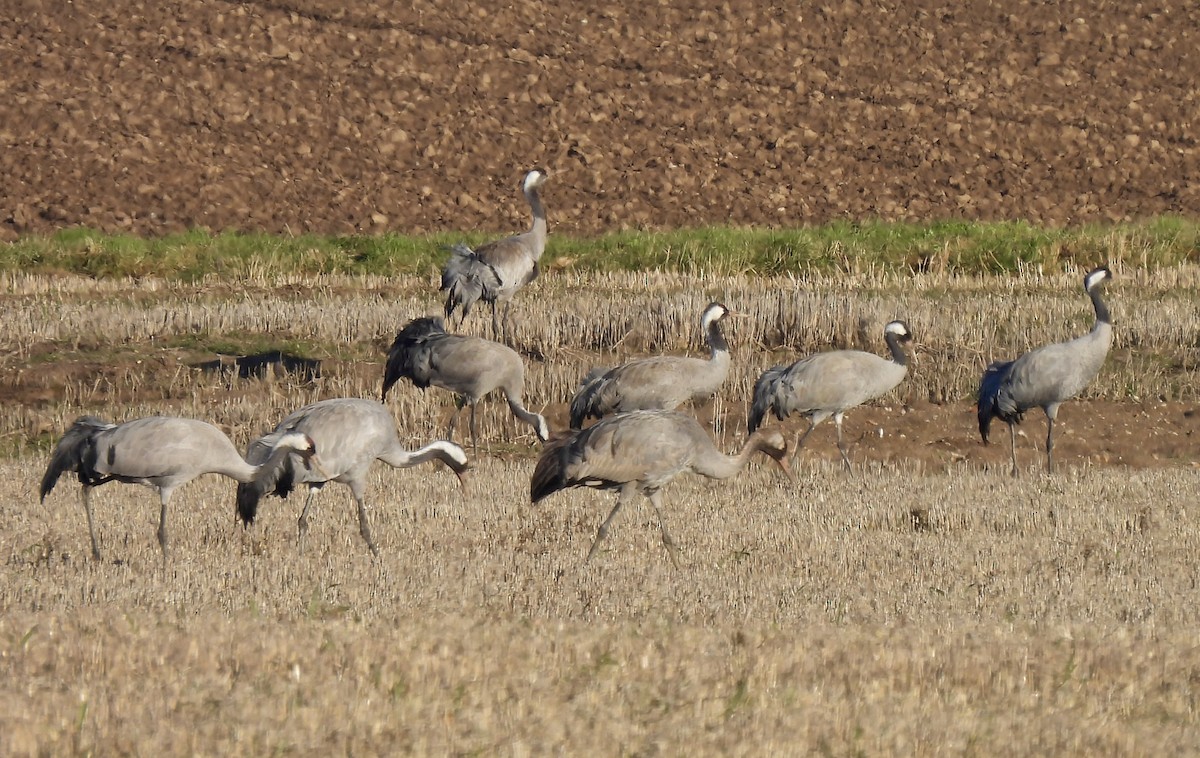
978, 266, 1114, 475
441, 168, 549, 343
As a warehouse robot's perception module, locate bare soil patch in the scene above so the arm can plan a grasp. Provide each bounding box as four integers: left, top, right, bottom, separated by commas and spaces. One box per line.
2, 1, 1198, 238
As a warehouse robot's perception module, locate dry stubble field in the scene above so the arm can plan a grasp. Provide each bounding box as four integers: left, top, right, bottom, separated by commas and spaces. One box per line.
1, 267, 1199, 755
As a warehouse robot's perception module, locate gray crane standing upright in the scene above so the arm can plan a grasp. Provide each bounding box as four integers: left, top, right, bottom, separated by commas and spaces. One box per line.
569, 302, 735, 429
382, 316, 550, 451
749, 320, 914, 471
978, 266, 1114, 476
441, 168, 549, 343
531, 409, 794, 567
40, 415, 320, 561
236, 398, 469, 556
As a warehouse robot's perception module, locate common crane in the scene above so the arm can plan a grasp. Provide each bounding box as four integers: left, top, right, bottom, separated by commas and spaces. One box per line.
441, 168, 549, 342
531, 409, 794, 567
236, 398, 469, 556
382, 316, 550, 451
40, 415, 319, 561
977, 266, 1114, 475
569, 302, 734, 429
748, 320, 914, 471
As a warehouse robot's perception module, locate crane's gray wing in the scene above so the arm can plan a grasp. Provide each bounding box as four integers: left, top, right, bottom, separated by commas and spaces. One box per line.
423, 334, 519, 394
570, 356, 709, 426
473, 234, 539, 297
90, 418, 240, 482
776, 351, 902, 418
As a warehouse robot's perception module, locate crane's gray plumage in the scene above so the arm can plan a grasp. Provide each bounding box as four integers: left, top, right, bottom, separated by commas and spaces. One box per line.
977, 266, 1114, 475
748, 320, 913, 471
531, 409, 794, 566
40, 415, 318, 561
569, 302, 734, 429
382, 316, 549, 451
441, 168, 548, 342
236, 398, 469, 556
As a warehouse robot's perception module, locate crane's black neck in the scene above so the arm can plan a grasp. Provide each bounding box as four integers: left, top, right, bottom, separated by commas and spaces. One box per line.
884, 332, 910, 367
1089, 286, 1111, 326
707, 318, 729, 357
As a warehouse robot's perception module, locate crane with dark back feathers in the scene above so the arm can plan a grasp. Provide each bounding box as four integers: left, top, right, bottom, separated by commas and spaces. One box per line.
236, 398, 469, 556
977, 266, 1114, 476
382, 316, 550, 451
748, 320, 914, 471
441, 168, 548, 343
531, 409, 795, 567
569, 302, 735, 429
40, 415, 320, 561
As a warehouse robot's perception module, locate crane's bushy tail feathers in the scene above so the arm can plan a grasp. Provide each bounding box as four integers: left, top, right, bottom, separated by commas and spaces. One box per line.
748, 366, 788, 434
39, 416, 114, 501
977, 360, 1015, 443
441, 243, 502, 321
568, 367, 609, 429
530, 432, 577, 503
382, 316, 446, 399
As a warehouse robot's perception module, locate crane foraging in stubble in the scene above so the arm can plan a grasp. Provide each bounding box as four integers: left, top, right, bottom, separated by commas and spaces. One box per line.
382, 316, 550, 452
977, 266, 1114, 476
531, 409, 795, 568
441, 168, 548, 343
40, 415, 321, 561
236, 398, 469, 556
749, 320, 914, 471
568, 302, 735, 429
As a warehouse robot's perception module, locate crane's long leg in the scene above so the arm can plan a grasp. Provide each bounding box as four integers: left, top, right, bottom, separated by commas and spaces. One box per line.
501, 302, 513, 345
1008, 422, 1019, 478
833, 413, 853, 472
1045, 416, 1055, 474
297, 487, 319, 551
446, 397, 465, 442
81, 486, 101, 561
351, 481, 380, 557
468, 402, 479, 454
648, 490, 681, 569
156, 488, 174, 563
587, 485, 635, 563
491, 301, 501, 340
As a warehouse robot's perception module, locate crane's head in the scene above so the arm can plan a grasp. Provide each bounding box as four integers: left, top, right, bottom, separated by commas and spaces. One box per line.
701, 302, 734, 329
278, 431, 327, 476
884, 320, 913, 343
523, 168, 549, 193
1084, 266, 1112, 292
754, 428, 797, 482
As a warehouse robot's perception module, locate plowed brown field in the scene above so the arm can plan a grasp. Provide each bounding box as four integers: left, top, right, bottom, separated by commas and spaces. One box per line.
1, 0, 1198, 239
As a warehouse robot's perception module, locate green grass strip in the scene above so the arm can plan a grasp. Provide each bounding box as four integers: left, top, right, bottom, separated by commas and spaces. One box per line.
1, 217, 1197, 280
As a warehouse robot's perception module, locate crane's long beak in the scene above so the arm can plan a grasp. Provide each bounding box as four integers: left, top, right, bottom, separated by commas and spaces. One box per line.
774, 453, 797, 482
771, 441, 798, 482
